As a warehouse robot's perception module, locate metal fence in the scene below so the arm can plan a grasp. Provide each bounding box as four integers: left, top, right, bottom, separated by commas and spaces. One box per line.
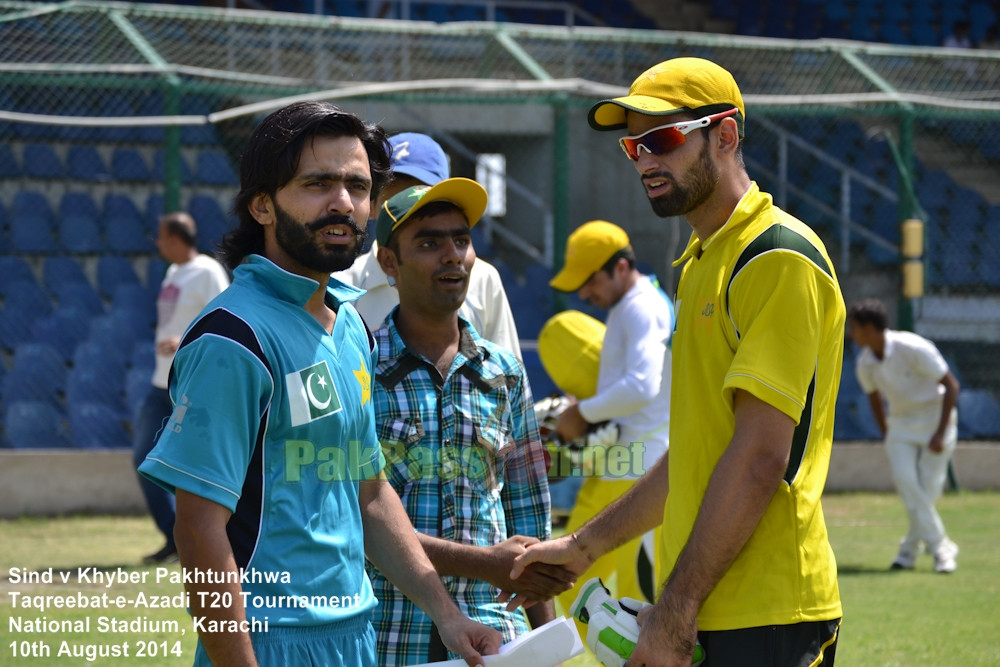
1, 0, 998, 445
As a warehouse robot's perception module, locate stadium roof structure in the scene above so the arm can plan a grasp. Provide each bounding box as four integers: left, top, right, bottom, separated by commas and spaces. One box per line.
1, 0, 999, 131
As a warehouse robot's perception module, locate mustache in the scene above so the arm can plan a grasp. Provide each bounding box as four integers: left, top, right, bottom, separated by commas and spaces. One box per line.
642, 170, 677, 186
307, 214, 366, 236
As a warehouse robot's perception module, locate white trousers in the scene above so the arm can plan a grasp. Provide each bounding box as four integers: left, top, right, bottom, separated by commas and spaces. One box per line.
884, 408, 957, 556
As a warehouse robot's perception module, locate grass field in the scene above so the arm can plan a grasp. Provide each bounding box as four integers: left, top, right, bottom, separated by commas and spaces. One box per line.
2, 491, 998, 666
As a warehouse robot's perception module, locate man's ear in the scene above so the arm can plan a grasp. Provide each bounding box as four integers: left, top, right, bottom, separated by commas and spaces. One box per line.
377, 245, 399, 285
249, 192, 274, 226
716, 117, 741, 156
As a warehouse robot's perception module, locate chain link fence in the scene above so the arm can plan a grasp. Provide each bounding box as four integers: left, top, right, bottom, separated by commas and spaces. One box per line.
0, 0, 998, 447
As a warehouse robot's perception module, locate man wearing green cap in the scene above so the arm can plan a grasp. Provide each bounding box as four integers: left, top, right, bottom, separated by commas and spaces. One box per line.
366, 177, 572, 666
512, 58, 844, 666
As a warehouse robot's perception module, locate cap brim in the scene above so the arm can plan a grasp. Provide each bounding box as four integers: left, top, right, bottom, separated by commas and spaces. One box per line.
396, 177, 488, 232
588, 95, 688, 131
549, 266, 589, 292
392, 164, 442, 186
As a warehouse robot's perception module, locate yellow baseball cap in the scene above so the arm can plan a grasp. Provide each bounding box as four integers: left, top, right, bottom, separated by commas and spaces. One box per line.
588, 57, 745, 138
537, 310, 606, 400
549, 220, 631, 292
376, 177, 487, 247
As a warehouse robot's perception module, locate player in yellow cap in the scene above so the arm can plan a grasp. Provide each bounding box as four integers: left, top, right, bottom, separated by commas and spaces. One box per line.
543, 220, 674, 644
511, 58, 845, 666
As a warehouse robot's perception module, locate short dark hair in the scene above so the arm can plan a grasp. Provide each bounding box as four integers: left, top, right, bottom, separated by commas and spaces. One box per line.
219, 101, 392, 270
847, 298, 888, 331
599, 247, 636, 275
159, 212, 197, 248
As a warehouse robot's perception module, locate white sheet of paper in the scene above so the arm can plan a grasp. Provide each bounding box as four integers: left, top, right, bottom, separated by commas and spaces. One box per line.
407, 616, 584, 667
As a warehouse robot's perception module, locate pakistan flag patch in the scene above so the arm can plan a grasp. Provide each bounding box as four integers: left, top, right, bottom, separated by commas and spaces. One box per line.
286, 361, 342, 426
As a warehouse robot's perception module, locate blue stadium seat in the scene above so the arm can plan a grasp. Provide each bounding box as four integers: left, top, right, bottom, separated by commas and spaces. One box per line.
104, 193, 154, 254
1, 279, 54, 320
0, 305, 37, 352
5, 401, 72, 448
73, 339, 129, 377
188, 194, 233, 253
58, 192, 104, 253
0, 143, 22, 178
130, 340, 156, 373
58, 282, 106, 320
152, 149, 194, 185
125, 366, 153, 422
66, 145, 111, 182
958, 389, 1000, 439
66, 366, 128, 420
96, 255, 141, 300
110, 147, 152, 182
111, 283, 157, 331
31, 309, 91, 362
146, 256, 167, 291
22, 142, 66, 179
10, 190, 57, 253
0, 256, 37, 287
195, 148, 239, 186
69, 401, 132, 449
2, 342, 67, 408
42, 255, 89, 295
88, 312, 140, 355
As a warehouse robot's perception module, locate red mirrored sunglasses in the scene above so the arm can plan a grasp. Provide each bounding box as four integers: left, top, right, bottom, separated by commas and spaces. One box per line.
619, 107, 740, 161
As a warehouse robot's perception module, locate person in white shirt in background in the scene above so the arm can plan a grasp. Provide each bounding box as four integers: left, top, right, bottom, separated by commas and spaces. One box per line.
132, 211, 230, 564
333, 132, 522, 359
847, 297, 961, 573
547, 220, 674, 628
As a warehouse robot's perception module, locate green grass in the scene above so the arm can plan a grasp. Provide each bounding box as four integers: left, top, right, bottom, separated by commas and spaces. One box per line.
2, 492, 998, 666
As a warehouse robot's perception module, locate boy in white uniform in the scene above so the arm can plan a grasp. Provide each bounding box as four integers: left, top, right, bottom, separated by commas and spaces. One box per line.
548, 220, 673, 620
847, 298, 961, 573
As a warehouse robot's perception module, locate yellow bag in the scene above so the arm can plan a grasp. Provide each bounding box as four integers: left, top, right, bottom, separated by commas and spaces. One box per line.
537, 310, 605, 400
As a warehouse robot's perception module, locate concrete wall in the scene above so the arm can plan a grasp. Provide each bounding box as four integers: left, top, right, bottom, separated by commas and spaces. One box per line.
2, 443, 998, 518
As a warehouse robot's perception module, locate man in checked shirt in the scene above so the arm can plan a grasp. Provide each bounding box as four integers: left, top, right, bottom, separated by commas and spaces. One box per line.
366, 176, 574, 665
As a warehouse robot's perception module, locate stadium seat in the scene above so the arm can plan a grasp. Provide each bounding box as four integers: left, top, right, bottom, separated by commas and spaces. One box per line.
5, 401, 72, 448
31, 309, 90, 362
58, 191, 104, 253
10, 189, 58, 253
57, 282, 106, 320
69, 401, 132, 449
0, 305, 37, 352
152, 149, 194, 185
125, 365, 153, 422
145, 257, 167, 291
110, 147, 152, 182
958, 389, 1000, 439
66, 365, 128, 420
0, 256, 35, 285
22, 142, 67, 179
1, 278, 54, 319
111, 283, 157, 330
195, 148, 239, 186
42, 255, 89, 294
130, 340, 156, 373
0, 143, 22, 178
88, 312, 140, 355
188, 194, 233, 253
2, 342, 67, 410
95, 255, 141, 300
66, 145, 111, 182
104, 193, 154, 254
73, 339, 129, 377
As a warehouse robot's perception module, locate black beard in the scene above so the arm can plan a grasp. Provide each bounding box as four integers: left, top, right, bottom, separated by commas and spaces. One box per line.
649, 141, 719, 218
273, 206, 367, 274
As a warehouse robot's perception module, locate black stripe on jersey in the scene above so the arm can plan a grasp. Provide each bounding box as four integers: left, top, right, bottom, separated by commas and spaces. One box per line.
786, 373, 816, 485
724, 225, 829, 485
726, 224, 834, 337
176, 308, 272, 570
